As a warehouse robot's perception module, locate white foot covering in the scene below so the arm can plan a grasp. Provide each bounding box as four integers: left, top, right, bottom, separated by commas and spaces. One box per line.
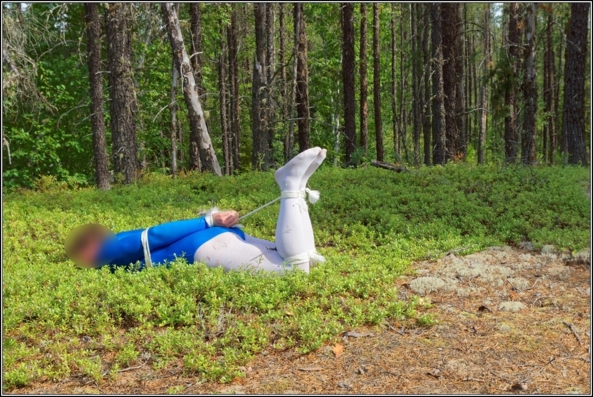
308, 250, 326, 266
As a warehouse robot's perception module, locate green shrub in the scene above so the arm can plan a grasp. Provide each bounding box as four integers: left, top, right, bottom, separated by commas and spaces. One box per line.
2, 164, 589, 389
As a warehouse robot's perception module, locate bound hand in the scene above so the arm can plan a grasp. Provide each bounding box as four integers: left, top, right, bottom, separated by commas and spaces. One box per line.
212, 210, 239, 227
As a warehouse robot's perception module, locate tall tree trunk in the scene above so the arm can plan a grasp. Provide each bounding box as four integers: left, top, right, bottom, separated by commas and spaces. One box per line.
562, 3, 590, 165
106, 2, 138, 184
161, 3, 222, 176
219, 20, 231, 176
422, 4, 431, 166
521, 2, 537, 165
285, 2, 299, 162
411, 3, 421, 165
341, 3, 356, 164
295, 3, 310, 152
265, 3, 275, 160
84, 3, 110, 190
279, 4, 288, 127
227, 5, 240, 170
441, 3, 459, 161
170, 58, 178, 177
431, 3, 446, 165
189, 3, 204, 171
454, 4, 466, 159
359, 3, 369, 154
391, 3, 399, 159
373, 3, 384, 162
252, 3, 269, 170
400, 4, 408, 162
504, 3, 520, 163
543, 7, 556, 164
478, 3, 490, 164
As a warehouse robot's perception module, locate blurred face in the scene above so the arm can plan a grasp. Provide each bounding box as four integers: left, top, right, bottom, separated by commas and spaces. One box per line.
75, 238, 102, 268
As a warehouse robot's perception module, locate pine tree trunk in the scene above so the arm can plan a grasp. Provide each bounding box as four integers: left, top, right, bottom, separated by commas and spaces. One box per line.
84, 3, 110, 190
265, 4, 275, 160
391, 3, 399, 158
431, 3, 446, 165
478, 4, 490, 165
170, 58, 178, 177
411, 3, 421, 165
543, 8, 556, 164
161, 3, 222, 176
441, 3, 459, 161
454, 4, 466, 159
341, 3, 356, 164
373, 3, 384, 162
295, 3, 310, 153
106, 2, 138, 184
189, 3, 204, 171
521, 2, 537, 165
227, 6, 240, 170
219, 21, 231, 175
562, 3, 590, 165
504, 3, 520, 163
422, 4, 431, 166
359, 4, 369, 154
400, 4, 408, 162
279, 4, 288, 127
252, 3, 269, 170
285, 3, 299, 162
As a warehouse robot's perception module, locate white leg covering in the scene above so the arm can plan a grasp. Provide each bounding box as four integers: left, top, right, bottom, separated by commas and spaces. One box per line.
194, 232, 290, 272
299, 149, 327, 266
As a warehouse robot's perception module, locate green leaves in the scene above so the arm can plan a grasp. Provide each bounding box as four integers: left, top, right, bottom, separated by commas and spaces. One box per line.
2, 165, 590, 389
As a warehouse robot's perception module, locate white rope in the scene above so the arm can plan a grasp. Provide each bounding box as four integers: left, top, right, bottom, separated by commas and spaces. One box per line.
141, 228, 153, 268
237, 188, 320, 221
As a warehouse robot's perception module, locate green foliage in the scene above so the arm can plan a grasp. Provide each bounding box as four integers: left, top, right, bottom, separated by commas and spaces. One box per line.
3, 165, 589, 389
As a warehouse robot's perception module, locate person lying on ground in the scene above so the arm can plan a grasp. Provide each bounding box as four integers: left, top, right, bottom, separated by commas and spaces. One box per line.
65, 148, 328, 273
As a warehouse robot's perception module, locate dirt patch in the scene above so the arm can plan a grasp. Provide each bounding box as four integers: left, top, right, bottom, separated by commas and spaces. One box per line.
11, 247, 591, 394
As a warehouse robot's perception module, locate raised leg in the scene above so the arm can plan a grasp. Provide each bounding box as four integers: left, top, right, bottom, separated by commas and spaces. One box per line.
299, 148, 327, 264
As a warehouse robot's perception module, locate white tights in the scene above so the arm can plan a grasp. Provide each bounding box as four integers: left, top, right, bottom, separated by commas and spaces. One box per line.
194, 148, 327, 273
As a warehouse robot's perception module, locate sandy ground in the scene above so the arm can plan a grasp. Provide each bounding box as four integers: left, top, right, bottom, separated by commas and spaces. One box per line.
11, 246, 591, 395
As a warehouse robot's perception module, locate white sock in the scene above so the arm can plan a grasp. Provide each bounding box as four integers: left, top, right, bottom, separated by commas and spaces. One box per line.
299, 149, 327, 263
273, 148, 321, 268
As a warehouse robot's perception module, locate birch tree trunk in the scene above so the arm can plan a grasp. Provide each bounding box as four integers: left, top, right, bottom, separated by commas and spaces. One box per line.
161, 3, 222, 176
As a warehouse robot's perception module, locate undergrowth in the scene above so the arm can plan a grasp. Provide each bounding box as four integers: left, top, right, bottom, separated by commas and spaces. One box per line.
2, 164, 590, 389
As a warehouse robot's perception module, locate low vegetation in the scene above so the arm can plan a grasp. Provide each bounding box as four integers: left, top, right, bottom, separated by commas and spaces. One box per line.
2, 164, 589, 389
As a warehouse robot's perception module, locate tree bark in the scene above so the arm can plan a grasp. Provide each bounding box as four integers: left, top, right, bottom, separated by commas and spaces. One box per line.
227, 5, 240, 170
359, 3, 369, 154
161, 3, 222, 176
106, 2, 138, 184
454, 4, 466, 159
341, 3, 356, 164
279, 4, 288, 127
295, 3, 310, 152
373, 3, 383, 162
170, 58, 178, 177
285, 2, 299, 162
478, 3, 490, 164
390, 3, 399, 158
543, 7, 556, 164
521, 2, 537, 165
252, 3, 269, 170
84, 3, 110, 190
411, 3, 421, 165
188, 3, 204, 171
562, 2, 590, 165
219, 20, 231, 175
441, 3, 459, 161
504, 3, 520, 163
400, 4, 408, 162
422, 4, 431, 166
431, 3, 446, 165
265, 3, 275, 159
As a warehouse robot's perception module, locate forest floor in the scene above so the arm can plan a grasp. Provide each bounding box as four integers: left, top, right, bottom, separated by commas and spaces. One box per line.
16, 245, 590, 395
